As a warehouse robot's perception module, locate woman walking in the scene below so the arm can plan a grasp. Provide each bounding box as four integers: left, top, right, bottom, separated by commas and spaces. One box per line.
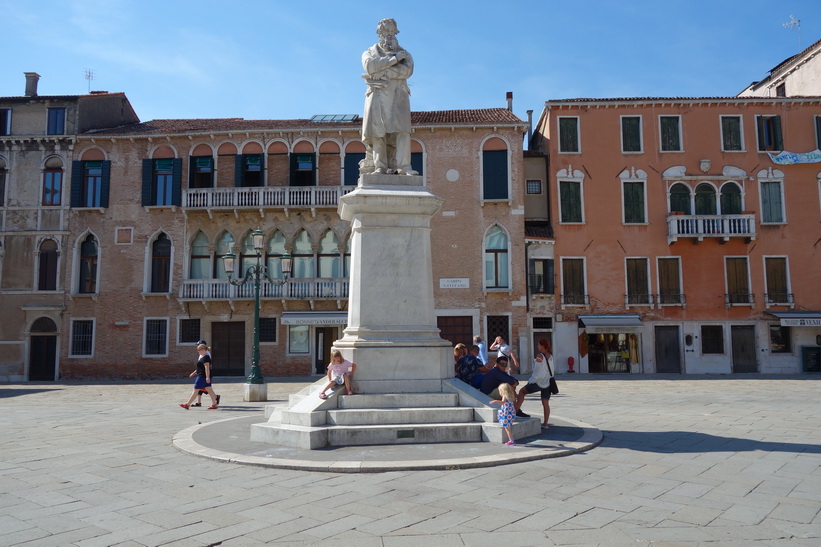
180, 343, 220, 409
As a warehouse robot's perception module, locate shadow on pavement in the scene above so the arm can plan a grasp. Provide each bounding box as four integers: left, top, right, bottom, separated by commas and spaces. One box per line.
601, 429, 821, 454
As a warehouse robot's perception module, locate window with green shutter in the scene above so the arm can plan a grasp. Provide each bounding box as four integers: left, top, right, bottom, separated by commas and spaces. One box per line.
626, 258, 649, 305
660, 116, 682, 151
558, 117, 579, 153
657, 257, 682, 305
621, 116, 642, 152
559, 180, 582, 223
623, 181, 645, 223
760, 180, 784, 223
721, 115, 743, 151
482, 149, 508, 200
756, 115, 783, 151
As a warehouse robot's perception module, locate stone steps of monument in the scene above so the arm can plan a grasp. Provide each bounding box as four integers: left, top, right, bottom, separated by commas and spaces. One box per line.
338, 392, 459, 409
327, 406, 474, 426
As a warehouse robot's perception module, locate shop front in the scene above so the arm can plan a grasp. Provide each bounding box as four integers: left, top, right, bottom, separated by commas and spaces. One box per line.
579, 315, 644, 373
281, 312, 349, 374
766, 311, 821, 373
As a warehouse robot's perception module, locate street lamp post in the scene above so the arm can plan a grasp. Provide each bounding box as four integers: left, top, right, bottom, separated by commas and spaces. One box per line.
223, 229, 292, 386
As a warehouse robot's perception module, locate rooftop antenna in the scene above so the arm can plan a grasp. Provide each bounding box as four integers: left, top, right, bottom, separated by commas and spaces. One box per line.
84, 69, 94, 92
783, 15, 802, 50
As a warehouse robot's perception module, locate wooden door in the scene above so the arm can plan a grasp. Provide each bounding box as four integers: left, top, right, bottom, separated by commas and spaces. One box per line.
29, 336, 56, 381
211, 322, 246, 376
654, 326, 682, 373
731, 325, 757, 373
314, 327, 337, 374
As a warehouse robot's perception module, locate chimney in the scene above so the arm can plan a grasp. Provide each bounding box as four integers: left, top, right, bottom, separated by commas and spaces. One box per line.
24, 72, 40, 97
526, 110, 534, 150
506, 91, 513, 111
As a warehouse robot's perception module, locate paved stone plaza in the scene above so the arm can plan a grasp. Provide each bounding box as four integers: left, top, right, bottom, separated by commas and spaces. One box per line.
1, 374, 820, 546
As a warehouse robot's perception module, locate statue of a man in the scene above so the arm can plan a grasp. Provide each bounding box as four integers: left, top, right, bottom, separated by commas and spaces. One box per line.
360, 18, 417, 175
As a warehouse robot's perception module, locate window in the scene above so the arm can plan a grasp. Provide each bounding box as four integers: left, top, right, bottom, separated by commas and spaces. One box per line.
437, 316, 473, 347
669, 183, 691, 214
756, 115, 783, 151
484, 226, 509, 289
47, 107, 65, 135
694, 183, 717, 215
265, 230, 288, 279
38, 239, 58, 291
411, 151, 424, 176
720, 183, 742, 214
70, 319, 94, 356
236, 154, 263, 187
0, 162, 5, 207
71, 160, 110, 208
179, 318, 201, 344
239, 231, 261, 279
526, 180, 542, 194
0, 108, 10, 136
144, 318, 169, 356
78, 234, 98, 294
558, 117, 579, 153
657, 257, 683, 305
42, 168, 62, 206
776, 83, 786, 98
626, 258, 650, 305
764, 257, 791, 305
529, 258, 554, 294
701, 325, 724, 354
151, 233, 172, 293
482, 139, 509, 200
260, 318, 277, 343
142, 158, 182, 206
726, 257, 751, 305
623, 181, 646, 223
318, 231, 340, 278
290, 153, 316, 186
214, 232, 234, 279
288, 325, 310, 354
659, 116, 682, 152
760, 179, 785, 223
189, 231, 210, 280
769, 325, 792, 353
559, 180, 583, 223
486, 315, 510, 347
561, 258, 586, 305
815, 116, 821, 149
721, 115, 743, 151
344, 152, 365, 186
189, 156, 214, 189
621, 116, 642, 152
292, 230, 315, 278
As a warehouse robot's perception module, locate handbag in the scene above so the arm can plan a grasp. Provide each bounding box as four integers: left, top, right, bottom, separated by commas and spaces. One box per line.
545, 358, 559, 394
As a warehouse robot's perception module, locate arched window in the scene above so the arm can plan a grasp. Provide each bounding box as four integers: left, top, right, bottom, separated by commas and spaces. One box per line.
482, 138, 509, 200
318, 231, 340, 278
292, 230, 314, 278
265, 230, 287, 279
484, 226, 509, 289
720, 183, 742, 214
669, 183, 691, 214
38, 239, 58, 291
240, 231, 261, 276
214, 232, 235, 279
151, 233, 171, 293
78, 234, 98, 294
189, 231, 210, 279
42, 156, 63, 206
695, 183, 717, 215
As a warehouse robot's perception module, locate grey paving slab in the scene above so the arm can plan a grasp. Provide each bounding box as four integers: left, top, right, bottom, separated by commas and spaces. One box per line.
1, 375, 820, 546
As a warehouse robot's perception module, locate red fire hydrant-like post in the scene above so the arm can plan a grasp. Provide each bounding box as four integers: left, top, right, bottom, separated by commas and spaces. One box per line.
567, 356, 575, 373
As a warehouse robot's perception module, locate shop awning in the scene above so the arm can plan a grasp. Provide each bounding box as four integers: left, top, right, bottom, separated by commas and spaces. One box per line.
579, 314, 644, 333
766, 311, 821, 327
280, 312, 348, 325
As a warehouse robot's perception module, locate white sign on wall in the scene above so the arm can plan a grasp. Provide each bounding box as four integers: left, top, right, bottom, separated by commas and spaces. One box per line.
440, 278, 470, 289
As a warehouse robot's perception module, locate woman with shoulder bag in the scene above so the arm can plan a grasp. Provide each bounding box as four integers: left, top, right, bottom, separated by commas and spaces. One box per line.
515, 339, 555, 429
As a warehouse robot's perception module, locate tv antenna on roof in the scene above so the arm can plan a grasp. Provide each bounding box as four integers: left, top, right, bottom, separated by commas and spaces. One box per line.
783, 15, 802, 50
84, 69, 94, 92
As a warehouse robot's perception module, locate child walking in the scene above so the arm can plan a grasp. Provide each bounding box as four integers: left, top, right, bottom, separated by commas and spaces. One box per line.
489, 382, 517, 445
318, 350, 357, 399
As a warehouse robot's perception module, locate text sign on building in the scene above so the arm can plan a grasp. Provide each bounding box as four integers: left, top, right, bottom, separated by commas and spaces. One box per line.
780, 318, 821, 327
439, 278, 470, 289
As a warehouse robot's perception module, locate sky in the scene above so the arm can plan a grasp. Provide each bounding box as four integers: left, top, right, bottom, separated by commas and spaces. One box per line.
2, 0, 820, 125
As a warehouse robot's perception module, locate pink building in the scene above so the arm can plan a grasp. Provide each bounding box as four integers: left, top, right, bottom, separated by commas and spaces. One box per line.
531, 96, 821, 374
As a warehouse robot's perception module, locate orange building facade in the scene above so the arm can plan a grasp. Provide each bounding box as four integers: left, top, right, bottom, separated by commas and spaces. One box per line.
532, 96, 821, 374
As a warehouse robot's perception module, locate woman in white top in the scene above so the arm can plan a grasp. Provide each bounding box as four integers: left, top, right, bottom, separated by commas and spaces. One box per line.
515, 339, 554, 429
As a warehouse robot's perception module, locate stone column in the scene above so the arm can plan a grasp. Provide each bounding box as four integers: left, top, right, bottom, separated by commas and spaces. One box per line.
335, 173, 452, 393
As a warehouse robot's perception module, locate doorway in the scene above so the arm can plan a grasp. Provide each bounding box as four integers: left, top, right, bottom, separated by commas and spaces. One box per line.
29, 317, 58, 381
212, 322, 246, 376
731, 325, 757, 373
654, 325, 682, 373
315, 327, 338, 374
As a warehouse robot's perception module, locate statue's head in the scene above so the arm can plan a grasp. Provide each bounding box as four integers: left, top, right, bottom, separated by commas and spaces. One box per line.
376, 18, 399, 37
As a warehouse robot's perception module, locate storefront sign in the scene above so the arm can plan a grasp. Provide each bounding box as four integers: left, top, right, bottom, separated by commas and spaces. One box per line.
585, 326, 643, 334
780, 318, 821, 327
280, 313, 348, 325
440, 278, 469, 289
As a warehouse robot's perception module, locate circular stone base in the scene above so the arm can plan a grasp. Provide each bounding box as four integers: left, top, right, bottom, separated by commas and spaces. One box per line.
173, 415, 602, 473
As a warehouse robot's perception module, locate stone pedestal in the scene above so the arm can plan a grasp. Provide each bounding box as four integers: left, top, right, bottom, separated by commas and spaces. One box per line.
243, 382, 268, 402
335, 173, 452, 393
